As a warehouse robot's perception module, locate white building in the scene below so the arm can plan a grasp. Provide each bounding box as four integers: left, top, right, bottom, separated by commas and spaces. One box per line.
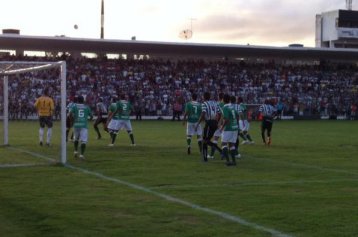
316, 9, 358, 48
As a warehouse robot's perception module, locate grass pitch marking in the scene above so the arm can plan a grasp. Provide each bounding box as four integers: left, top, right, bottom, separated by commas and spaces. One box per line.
6, 146, 293, 237
0, 163, 50, 168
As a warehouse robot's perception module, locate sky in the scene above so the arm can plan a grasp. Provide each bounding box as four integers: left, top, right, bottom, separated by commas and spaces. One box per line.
1, 0, 357, 47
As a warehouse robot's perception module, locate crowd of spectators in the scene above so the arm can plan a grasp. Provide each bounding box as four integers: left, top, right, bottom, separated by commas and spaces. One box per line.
1, 55, 358, 120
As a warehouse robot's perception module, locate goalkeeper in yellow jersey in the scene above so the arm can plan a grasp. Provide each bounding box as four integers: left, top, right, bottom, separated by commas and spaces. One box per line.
34, 88, 55, 146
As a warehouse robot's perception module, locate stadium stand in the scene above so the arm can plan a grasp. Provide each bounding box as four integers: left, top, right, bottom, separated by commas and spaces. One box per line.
1, 55, 357, 120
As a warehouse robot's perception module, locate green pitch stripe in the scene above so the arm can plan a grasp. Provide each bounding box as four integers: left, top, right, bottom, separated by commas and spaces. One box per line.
6, 146, 292, 237
66, 164, 293, 237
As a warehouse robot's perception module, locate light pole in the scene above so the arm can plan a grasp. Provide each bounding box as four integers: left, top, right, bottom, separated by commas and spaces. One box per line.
101, 0, 104, 39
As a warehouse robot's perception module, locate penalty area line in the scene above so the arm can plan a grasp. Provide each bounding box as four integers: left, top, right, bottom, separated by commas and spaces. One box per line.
0, 163, 50, 169
6, 147, 293, 237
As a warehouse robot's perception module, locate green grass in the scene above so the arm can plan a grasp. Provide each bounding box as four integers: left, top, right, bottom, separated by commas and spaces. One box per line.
0, 120, 358, 237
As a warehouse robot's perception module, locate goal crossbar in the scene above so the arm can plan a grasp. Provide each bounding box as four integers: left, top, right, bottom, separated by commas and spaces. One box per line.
1, 61, 67, 164
0, 61, 63, 75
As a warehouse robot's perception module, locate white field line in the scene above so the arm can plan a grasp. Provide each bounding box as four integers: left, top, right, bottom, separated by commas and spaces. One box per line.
0, 163, 49, 168
6, 147, 57, 163
5, 147, 292, 237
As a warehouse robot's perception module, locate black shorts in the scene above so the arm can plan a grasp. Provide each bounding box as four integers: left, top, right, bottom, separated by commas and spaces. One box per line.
39, 116, 53, 128
94, 116, 107, 125
261, 117, 273, 132
203, 120, 218, 141
66, 116, 73, 128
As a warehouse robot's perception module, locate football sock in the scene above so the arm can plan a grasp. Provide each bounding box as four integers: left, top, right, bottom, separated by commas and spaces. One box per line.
198, 140, 203, 153
46, 128, 52, 144
222, 146, 230, 163
39, 128, 44, 142
111, 132, 117, 144
81, 143, 86, 155
230, 147, 237, 164
186, 137, 191, 146
210, 140, 218, 156
94, 125, 100, 137
202, 143, 208, 161
235, 138, 239, 150
74, 140, 79, 151
210, 146, 216, 156
129, 133, 135, 144
246, 134, 252, 141
207, 141, 222, 153
239, 133, 246, 141
261, 132, 266, 143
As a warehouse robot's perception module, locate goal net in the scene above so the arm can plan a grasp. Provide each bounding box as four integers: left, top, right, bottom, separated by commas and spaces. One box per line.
0, 61, 67, 165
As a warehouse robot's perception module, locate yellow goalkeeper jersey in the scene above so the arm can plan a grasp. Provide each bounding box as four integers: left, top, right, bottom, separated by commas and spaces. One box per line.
34, 96, 55, 116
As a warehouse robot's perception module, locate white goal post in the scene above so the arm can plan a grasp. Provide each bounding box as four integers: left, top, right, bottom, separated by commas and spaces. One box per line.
0, 61, 67, 164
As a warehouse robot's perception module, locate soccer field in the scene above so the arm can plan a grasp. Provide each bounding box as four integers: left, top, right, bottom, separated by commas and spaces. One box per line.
0, 120, 357, 237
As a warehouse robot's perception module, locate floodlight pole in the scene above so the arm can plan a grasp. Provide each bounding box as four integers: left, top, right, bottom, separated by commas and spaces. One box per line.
3, 75, 9, 145
190, 18, 197, 32
101, 0, 104, 39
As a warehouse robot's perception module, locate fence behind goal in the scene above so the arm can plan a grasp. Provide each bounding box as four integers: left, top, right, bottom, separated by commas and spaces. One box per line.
0, 61, 67, 165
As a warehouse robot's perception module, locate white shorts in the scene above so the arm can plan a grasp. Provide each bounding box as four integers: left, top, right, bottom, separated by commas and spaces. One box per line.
239, 120, 250, 132
118, 120, 132, 131
213, 128, 222, 137
74, 128, 88, 143
107, 119, 121, 131
186, 122, 202, 136
221, 131, 238, 143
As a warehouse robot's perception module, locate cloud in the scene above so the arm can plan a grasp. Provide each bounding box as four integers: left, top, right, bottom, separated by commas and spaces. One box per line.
191, 0, 350, 46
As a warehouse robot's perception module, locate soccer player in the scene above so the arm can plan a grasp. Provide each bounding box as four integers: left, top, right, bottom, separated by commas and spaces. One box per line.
207, 92, 224, 159
106, 94, 135, 146
230, 95, 241, 159
66, 96, 77, 142
34, 88, 54, 146
237, 97, 254, 145
182, 93, 203, 155
196, 92, 222, 162
69, 95, 93, 159
93, 97, 108, 140
259, 99, 277, 145
220, 94, 239, 166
